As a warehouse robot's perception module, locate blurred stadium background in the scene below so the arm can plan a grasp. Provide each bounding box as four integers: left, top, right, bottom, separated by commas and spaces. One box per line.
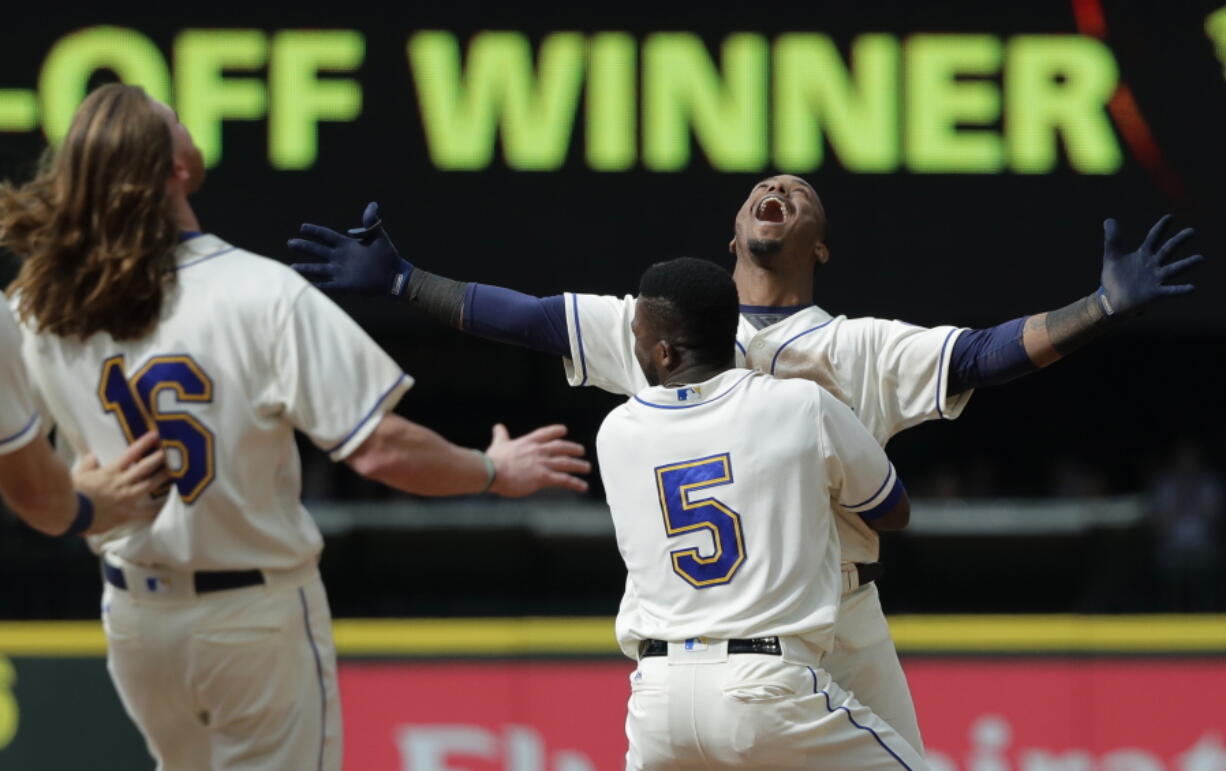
2, 2, 1225, 768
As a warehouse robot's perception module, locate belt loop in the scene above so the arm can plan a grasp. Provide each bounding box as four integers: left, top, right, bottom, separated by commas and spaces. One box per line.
842, 564, 859, 594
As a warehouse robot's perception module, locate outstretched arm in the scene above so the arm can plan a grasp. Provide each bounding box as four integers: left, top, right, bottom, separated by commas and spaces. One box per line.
948, 215, 1203, 395
275, 276, 591, 497
346, 414, 590, 497
289, 203, 569, 356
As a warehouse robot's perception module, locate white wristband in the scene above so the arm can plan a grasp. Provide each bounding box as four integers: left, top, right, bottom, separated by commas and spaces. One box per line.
472, 449, 497, 494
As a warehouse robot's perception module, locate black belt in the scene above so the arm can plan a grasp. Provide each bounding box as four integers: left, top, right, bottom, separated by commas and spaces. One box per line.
855, 561, 884, 587
639, 637, 782, 658
103, 562, 265, 594
638, 562, 884, 659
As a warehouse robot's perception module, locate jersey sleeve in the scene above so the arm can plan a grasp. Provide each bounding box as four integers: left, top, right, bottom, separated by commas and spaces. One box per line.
562, 292, 649, 396
815, 385, 903, 521
0, 299, 42, 455
274, 285, 413, 461
845, 318, 973, 442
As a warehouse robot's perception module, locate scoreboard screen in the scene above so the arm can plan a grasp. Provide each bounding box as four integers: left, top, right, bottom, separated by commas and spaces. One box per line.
1, 1, 1224, 492
1, 1, 1222, 330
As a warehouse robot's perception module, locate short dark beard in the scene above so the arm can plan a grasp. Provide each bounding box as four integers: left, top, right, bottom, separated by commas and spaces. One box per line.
746, 237, 783, 260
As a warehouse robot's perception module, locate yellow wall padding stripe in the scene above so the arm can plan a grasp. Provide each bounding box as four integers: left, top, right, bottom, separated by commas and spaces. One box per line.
1, 615, 1224, 657
0, 622, 106, 656
331, 617, 618, 656
888, 614, 1226, 653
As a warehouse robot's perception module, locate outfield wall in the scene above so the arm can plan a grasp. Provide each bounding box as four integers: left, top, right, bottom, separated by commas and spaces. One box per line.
2, 616, 1224, 770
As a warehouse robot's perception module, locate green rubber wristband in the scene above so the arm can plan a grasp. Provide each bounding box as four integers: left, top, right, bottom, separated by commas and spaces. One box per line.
472, 449, 497, 494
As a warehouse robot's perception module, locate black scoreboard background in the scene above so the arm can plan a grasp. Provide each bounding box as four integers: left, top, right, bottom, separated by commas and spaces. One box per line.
1, 0, 1224, 500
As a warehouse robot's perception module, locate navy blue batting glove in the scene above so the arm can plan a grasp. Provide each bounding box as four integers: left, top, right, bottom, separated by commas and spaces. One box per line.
1097, 215, 1203, 318
289, 202, 413, 296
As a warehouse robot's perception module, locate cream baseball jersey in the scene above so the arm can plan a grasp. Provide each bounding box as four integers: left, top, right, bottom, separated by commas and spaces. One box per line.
0, 298, 42, 456
18, 234, 411, 570
566, 294, 970, 563
597, 369, 903, 659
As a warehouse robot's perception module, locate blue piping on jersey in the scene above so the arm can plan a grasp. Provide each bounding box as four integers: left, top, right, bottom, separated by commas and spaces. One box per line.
935, 328, 960, 419
734, 340, 746, 357
739, 303, 814, 315
173, 247, 237, 271
632, 371, 755, 410
842, 465, 895, 511
298, 587, 328, 771
570, 294, 589, 387
807, 667, 912, 770
859, 477, 905, 521
322, 373, 410, 455
0, 412, 38, 447
769, 319, 836, 374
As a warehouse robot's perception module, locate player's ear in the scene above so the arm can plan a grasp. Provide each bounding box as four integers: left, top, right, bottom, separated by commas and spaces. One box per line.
813, 241, 830, 266
168, 155, 189, 186
656, 340, 676, 372
728, 236, 736, 256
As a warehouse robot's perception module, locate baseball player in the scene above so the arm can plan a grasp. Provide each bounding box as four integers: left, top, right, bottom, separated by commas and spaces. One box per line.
1, 297, 169, 537
289, 177, 1201, 755
602, 256, 924, 769
0, 83, 589, 771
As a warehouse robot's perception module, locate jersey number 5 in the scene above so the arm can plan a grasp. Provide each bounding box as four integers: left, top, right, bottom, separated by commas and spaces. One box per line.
98, 354, 216, 503
654, 453, 745, 588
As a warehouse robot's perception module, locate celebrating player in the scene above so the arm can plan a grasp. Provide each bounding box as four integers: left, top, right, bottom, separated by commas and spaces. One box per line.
289, 177, 1203, 754
0, 83, 589, 771
601, 256, 925, 768
1, 299, 170, 537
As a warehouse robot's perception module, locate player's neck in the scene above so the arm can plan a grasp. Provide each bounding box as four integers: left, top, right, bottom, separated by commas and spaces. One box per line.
732, 258, 814, 307
661, 360, 735, 388
170, 194, 201, 234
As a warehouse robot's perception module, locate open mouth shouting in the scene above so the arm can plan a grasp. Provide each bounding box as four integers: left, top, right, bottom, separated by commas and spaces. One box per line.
754, 195, 788, 224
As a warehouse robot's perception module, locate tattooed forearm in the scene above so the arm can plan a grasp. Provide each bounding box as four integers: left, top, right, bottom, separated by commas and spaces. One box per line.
404, 268, 469, 328
1022, 293, 1114, 365
1044, 294, 1110, 356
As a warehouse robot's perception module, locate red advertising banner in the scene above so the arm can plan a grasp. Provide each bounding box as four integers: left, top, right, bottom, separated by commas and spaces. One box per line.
341, 661, 632, 771
908, 659, 1226, 771
340, 658, 1226, 771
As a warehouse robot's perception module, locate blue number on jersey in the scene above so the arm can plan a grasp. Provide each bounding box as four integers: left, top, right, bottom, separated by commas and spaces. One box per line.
98, 354, 216, 503
654, 453, 745, 588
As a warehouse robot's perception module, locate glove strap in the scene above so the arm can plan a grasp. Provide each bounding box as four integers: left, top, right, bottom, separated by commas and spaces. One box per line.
1094, 287, 1116, 317
391, 261, 413, 297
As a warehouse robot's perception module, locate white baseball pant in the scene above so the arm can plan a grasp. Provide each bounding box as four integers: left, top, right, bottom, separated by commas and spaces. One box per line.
822, 581, 925, 755
100, 556, 341, 771
624, 638, 928, 770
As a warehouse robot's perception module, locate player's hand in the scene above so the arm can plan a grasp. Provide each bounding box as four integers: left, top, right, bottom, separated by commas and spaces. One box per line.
71, 432, 171, 534
288, 202, 414, 296
485, 423, 591, 498
1098, 215, 1203, 318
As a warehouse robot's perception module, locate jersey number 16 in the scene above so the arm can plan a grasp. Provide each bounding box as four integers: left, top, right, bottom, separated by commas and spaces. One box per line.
98, 354, 216, 503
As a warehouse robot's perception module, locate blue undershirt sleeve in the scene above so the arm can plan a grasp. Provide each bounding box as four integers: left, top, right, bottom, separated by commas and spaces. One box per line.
461, 283, 570, 358
947, 316, 1038, 395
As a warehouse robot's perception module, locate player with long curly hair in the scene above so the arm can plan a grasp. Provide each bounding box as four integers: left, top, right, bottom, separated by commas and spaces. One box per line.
2, 83, 589, 770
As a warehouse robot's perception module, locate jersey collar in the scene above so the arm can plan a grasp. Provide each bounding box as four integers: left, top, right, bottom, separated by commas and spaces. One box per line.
738, 302, 814, 315
632, 369, 758, 410
738, 303, 834, 342
171, 233, 236, 271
